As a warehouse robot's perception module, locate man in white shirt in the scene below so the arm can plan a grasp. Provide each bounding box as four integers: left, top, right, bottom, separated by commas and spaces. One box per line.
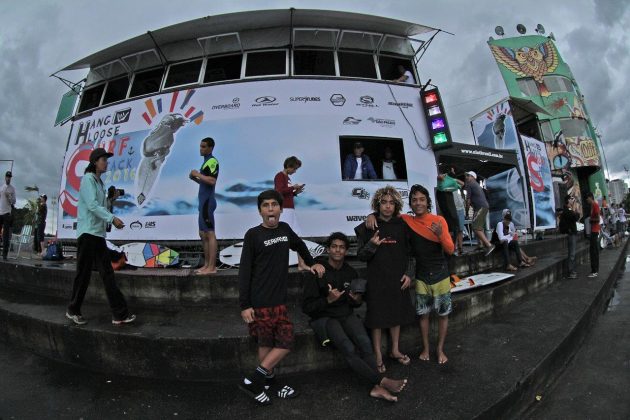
381, 147, 398, 180
0, 171, 16, 260
495, 209, 528, 271
392, 65, 416, 85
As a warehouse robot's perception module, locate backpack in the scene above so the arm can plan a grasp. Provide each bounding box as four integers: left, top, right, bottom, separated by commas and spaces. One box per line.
43, 241, 64, 261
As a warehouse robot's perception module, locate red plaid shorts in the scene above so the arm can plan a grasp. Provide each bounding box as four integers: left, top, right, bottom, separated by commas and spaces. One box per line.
248, 304, 294, 350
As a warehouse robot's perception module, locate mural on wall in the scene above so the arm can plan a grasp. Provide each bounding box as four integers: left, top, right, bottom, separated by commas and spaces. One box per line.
470, 100, 530, 228
489, 39, 559, 97
522, 135, 556, 229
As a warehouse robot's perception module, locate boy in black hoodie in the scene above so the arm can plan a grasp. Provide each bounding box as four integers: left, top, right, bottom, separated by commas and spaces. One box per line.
303, 232, 407, 402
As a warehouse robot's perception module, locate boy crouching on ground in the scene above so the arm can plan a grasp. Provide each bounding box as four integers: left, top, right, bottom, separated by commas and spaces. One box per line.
238, 189, 325, 405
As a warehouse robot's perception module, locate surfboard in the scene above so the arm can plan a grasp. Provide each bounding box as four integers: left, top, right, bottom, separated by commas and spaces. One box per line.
450, 272, 515, 293
219, 239, 325, 267
119, 242, 180, 268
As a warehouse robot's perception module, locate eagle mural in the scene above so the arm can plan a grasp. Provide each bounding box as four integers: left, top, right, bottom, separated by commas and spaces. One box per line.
490, 39, 559, 97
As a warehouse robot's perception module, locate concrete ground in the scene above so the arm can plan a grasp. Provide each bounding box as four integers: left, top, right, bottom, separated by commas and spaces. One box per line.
0, 242, 627, 419
526, 257, 630, 420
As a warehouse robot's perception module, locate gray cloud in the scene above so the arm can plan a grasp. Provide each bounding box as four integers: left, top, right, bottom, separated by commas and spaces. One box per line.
1, 0, 628, 209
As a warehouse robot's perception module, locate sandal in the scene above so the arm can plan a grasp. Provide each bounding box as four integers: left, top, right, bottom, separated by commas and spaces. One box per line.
389, 354, 411, 366
376, 362, 387, 373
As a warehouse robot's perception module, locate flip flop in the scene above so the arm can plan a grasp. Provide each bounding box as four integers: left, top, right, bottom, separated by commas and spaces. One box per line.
389, 354, 411, 366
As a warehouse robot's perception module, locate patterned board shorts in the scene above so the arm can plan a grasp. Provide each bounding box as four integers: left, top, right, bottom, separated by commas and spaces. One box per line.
248, 304, 294, 350
415, 277, 453, 317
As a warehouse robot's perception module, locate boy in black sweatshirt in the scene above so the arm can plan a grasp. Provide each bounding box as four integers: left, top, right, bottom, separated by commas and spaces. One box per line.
302, 232, 407, 402
238, 189, 325, 405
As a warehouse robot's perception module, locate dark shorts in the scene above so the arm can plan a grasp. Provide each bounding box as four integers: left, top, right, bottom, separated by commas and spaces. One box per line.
248, 305, 294, 350
198, 197, 216, 232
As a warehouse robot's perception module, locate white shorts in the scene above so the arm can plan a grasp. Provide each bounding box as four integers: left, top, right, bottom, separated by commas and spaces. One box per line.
280, 208, 302, 236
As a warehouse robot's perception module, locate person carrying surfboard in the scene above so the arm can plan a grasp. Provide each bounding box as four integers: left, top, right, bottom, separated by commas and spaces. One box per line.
238, 189, 325, 406
66, 147, 136, 326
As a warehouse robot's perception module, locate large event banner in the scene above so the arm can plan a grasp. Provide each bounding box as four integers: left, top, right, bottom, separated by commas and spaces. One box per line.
58, 79, 437, 240
522, 135, 556, 229
471, 100, 530, 228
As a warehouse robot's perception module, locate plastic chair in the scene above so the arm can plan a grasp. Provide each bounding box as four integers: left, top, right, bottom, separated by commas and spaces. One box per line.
10, 225, 33, 259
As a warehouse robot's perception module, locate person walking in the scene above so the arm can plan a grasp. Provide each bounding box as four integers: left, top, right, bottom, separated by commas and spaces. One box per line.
559, 195, 580, 279
586, 192, 600, 278
66, 148, 135, 326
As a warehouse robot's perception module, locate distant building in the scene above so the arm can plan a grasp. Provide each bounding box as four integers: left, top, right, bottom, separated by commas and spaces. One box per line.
486, 31, 608, 210
607, 179, 627, 205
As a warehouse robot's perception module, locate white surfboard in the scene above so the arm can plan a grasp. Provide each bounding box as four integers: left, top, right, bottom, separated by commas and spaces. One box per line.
219, 239, 325, 267
450, 272, 515, 293
119, 242, 180, 268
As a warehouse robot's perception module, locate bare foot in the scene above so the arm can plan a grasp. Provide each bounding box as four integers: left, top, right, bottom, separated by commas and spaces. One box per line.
195, 268, 218, 275
506, 264, 518, 272
418, 350, 430, 361
380, 377, 407, 394
376, 360, 386, 373
369, 385, 397, 402
437, 351, 448, 365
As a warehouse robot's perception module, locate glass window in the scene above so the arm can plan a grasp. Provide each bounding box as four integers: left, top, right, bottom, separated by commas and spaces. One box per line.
543, 75, 575, 93
204, 54, 243, 82
129, 68, 164, 97
245, 50, 287, 77
559, 118, 589, 138
77, 84, 105, 113
517, 78, 538, 97
122, 50, 161, 72
102, 76, 130, 105
198, 33, 242, 56
339, 31, 382, 52
339, 136, 407, 181
293, 50, 335, 76
378, 56, 416, 83
338, 52, 377, 78
293, 29, 338, 48
380, 35, 414, 56
539, 120, 554, 142
164, 60, 203, 88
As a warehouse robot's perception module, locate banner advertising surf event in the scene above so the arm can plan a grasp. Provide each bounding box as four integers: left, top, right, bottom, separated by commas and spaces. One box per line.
522, 135, 556, 230
58, 79, 437, 240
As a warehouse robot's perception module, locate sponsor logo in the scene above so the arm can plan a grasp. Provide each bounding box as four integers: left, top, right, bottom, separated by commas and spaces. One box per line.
308, 244, 326, 258
330, 94, 346, 106
355, 95, 378, 108
367, 117, 395, 128
351, 187, 370, 200
129, 220, 143, 230
144, 221, 156, 228
212, 97, 240, 110
252, 96, 278, 107
62, 223, 73, 229
264, 236, 288, 246
343, 117, 362, 125
398, 189, 409, 199
113, 108, 131, 124
346, 215, 368, 221
387, 101, 414, 108
290, 96, 321, 102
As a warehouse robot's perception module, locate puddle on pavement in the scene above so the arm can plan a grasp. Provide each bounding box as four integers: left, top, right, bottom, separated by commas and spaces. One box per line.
606, 255, 629, 312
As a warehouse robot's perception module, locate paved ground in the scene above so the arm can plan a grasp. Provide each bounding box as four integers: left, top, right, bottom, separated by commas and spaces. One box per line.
526, 257, 630, 420
0, 244, 628, 419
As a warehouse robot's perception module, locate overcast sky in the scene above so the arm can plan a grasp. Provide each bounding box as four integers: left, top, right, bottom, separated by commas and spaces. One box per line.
1, 0, 628, 210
